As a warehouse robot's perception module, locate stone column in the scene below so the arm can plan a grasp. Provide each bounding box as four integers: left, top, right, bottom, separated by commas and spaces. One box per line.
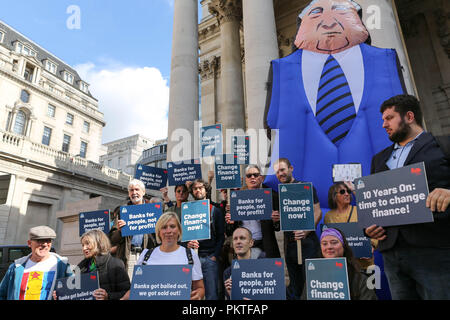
209, 0, 246, 135
167, 0, 199, 162
358, 0, 417, 96
242, 0, 279, 166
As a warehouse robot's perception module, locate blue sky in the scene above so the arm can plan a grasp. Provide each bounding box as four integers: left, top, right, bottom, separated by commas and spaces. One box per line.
1, 0, 202, 143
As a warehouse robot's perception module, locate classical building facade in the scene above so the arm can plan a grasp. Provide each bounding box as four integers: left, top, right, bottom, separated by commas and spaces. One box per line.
0, 20, 130, 248
100, 134, 154, 176
167, 0, 449, 170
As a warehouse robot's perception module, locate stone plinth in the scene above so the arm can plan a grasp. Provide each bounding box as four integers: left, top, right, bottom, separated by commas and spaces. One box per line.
56, 196, 124, 265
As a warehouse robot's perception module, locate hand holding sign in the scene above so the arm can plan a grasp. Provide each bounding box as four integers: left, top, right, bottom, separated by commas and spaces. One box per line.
426, 188, 450, 212
354, 163, 433, 228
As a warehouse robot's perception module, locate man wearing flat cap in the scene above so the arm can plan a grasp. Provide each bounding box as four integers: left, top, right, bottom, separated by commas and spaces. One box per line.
0, 226, 73, 300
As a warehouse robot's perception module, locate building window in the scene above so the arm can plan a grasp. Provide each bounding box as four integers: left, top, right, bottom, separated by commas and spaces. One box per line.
15, 42, 36, 57
20, 90, 30, 103
24, 64, 34, 82
80, 141, 87, 158
45, 60, 57, 74
63, 72, 74, 84
0, 31, 4, 43
66, 113, 74, 125
42, 127, 52, 146
62, 134, 71, 153
118, 157, 122, 166
79, 81, 89, 93
47, 105, 56, 117
83, 121, 90, 133
13, 110, 26, 135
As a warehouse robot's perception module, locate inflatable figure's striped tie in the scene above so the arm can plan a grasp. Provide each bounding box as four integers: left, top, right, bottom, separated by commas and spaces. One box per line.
316, 55, 356, 146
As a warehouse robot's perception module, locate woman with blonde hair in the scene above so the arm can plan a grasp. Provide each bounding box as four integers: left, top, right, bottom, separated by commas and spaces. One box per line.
54, 229, 130, 300
121, 212, 205, 300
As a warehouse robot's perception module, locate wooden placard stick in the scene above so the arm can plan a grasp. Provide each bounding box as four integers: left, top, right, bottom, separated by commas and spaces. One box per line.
297, 239, 302, 265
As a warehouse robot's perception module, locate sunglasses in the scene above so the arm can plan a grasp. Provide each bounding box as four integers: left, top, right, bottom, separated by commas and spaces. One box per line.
338, 189, 351, 195
246, 173, 260, 178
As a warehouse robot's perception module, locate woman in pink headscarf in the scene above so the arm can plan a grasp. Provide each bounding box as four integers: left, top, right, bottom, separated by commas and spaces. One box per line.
302, 228, 377, 300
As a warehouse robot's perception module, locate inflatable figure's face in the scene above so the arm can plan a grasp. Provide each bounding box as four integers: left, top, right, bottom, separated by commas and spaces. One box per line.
294, 0, 369, 54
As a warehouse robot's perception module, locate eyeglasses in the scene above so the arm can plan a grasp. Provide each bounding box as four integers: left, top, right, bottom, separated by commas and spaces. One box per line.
338, 189, 351, 195
246, 173, 260, 178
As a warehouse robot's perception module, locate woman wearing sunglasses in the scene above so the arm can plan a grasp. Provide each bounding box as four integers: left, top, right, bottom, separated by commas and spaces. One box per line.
324, 182, 377, 270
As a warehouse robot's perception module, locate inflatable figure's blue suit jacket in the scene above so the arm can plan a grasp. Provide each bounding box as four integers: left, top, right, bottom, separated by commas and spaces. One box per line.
264, 43, 406, 208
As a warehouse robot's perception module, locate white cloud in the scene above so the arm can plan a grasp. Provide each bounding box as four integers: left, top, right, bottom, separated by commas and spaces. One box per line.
75, 62, 170, 144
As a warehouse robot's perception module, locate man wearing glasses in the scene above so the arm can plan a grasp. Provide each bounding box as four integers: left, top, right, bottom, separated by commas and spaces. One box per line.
225, 165, 281, 259
0, 226, 73, 300
272, 158, 322, 300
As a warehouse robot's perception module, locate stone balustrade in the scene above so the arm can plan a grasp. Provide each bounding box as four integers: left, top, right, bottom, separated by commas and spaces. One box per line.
0, 129, 131, 187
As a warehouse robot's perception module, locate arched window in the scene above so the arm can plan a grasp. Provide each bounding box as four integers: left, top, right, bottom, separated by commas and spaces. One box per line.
13, 110, 26, 135
20, 90, 30, 103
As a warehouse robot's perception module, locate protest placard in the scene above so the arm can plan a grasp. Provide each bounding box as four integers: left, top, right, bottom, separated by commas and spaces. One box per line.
321, 223, 372, 258
278, 183, 315, 231
55, 272, 99, 300
134, 164, 168, 190
231, 258, 286, 300
181, 200, 211, 242
214, 154, 242, 189
332, 163, 362, 182
354, 162, 433, 228
130, 265, 192, 300
229, 189, 273, 221
79, 210, 110, 237
305, 258, 350, 300
167, 159, 202, 186
201, 124, 223, 158
119, 203, 163, 237
232, 135, 250, 164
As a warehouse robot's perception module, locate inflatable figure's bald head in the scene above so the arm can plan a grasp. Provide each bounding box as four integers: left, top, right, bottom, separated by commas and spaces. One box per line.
294, 0, 369, 54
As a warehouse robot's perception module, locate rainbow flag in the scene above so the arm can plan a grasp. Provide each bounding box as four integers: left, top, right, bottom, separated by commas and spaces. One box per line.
19, 271, 56, 300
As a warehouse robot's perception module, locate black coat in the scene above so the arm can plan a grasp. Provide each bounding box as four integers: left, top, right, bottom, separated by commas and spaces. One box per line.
370, 132, 450, 251
78, 253, 130, 300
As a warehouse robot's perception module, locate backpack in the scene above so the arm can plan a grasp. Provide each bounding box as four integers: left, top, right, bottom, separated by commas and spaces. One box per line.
141, 246, 193, 265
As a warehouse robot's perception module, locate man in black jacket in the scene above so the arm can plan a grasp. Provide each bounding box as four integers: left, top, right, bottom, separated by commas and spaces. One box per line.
366, 94, 450, 299
271, 158, 322, 300
186, 179, 224, 300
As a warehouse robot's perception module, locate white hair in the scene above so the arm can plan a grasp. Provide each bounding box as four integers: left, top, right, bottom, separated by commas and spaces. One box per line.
298, 0, 362, 19
245, 164, 261, 175
128, 179, 146, 193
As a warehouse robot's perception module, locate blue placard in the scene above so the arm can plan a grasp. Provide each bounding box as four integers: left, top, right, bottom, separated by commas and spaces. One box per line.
231, 258, 286, 300
119, 203, 163, 237
79, 210, 110, 237
232, 136, 250, 164
55, 272, 99, 300
278, 183, 315, 231
305, 258, 350, 300
354, 162, 433, 228
134, 164, 168, 190
167, 159, 202, 186
130, 264, 192, 300
214, 154, 242, 189
229, 189, 273, 221
321, 223, 372, 259
201, 124, 223, 157
181, 200, 211, 242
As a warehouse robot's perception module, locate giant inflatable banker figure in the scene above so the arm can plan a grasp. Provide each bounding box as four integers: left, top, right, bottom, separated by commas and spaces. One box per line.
264, 0, 406, 207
